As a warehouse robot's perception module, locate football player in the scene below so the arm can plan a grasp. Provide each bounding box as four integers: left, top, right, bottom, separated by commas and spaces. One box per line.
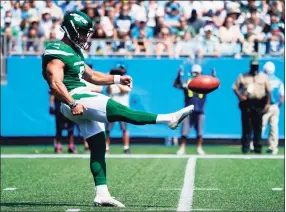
42, 11, 194, 207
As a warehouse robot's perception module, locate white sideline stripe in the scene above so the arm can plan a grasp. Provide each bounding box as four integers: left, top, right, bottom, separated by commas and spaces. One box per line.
272, 188, 283, 191
191, 209, 222, 211
3, 188, 17, 191
1, 154, 284, 159
66, 209, 80, 212
177, 158, 196, 212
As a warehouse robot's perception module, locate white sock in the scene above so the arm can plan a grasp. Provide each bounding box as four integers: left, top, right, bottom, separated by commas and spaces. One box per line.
96, 185, 110, 197
106, 146, 109, 151
156, 114, 173, 125
124, 145, 129, 150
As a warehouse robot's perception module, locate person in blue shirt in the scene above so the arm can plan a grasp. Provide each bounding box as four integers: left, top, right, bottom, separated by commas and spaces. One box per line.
131, 17, 154, 39
173, 64, 211, 155
261, 61, 284, 154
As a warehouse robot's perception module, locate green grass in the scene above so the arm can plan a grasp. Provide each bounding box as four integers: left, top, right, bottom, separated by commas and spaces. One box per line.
1, 145, 285, 211
1, 144, 285, 155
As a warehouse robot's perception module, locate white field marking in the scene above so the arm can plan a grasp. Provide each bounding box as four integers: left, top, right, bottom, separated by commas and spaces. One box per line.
177, 158, 196, 212
1, 154, 284, 159
191, 209, 222, 211
3, 188, 16, 191
272, 188, 283, 191
66, 209, 80, 212
194, 188, 220, 191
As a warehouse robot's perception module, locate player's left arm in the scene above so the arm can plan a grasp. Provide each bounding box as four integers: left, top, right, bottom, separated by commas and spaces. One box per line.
83, 64, 132, 88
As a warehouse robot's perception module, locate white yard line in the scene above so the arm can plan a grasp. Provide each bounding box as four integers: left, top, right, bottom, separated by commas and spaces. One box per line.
0, 154, 284, 159
177, 158, 197, 212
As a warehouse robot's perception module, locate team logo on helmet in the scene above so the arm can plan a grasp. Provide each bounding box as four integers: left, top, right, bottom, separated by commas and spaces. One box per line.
70, 13, 88, 24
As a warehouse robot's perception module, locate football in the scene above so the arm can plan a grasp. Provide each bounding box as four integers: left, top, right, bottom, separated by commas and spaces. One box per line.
188, 76, 220, 94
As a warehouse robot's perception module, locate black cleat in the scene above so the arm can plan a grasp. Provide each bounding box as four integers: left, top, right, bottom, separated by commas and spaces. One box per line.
123, 149, 131, 154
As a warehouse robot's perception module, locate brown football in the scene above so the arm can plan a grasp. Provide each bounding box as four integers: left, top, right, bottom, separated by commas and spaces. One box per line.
188, 76, 220, 94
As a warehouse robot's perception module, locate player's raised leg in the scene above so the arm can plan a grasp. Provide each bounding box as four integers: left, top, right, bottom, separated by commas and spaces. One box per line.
106, 98, 194, 129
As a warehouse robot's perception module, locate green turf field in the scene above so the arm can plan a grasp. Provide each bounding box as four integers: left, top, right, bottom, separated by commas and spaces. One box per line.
1, 145, 285, 212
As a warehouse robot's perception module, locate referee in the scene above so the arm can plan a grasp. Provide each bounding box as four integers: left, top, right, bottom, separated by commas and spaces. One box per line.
233, 57, 271, 154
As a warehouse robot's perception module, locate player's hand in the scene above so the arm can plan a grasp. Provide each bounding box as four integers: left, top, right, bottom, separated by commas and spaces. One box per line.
120, 75, 133, 89
239, 95, 247, 102
71, 103, 87, 116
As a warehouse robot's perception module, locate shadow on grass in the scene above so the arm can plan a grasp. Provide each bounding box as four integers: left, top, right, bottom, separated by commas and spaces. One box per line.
0, 202, 91, 207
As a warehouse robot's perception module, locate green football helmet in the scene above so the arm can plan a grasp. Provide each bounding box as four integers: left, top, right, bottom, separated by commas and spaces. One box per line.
61, 11, 94, 50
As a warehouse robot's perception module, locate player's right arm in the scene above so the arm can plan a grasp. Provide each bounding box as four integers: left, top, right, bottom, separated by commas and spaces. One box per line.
45, 59, 86, 116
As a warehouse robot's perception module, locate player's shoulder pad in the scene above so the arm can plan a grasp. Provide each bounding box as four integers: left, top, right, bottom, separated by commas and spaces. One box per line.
44, 41, 74, 57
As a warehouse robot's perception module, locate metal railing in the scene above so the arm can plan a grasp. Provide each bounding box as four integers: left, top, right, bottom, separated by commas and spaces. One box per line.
2, 35, 285, 58
1, 34, 7, 85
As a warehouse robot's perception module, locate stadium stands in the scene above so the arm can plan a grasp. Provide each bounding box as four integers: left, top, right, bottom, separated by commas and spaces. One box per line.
0, 0, 284, 57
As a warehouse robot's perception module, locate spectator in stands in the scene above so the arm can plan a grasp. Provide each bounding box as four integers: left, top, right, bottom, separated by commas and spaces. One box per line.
154, 16, 165, 37
100, 7, 116, 53
100, 0, 116, 17
112, 32, 135, 55
22, 19, 45, 53
265, 24, 285, 54
219, 16, 243, 55
114, 4, 133, 36
175, 17, 196, 40
42, 0, 63, 20
40, 10, 52, 39
106, 65, 131, 154
11, 1, 22, 27
129, 0, 147, 21
241, 8, 265, 36
154, 27, 174, 58
233, 57, 271, 154
175, 31, 199, 58
261, 62, 284, 154
197, 25, 220, 58
146, 0, 164, 29
242, 23, 262, 55
49, 90, 77, 154
263, 13, 284, 34
188, 9, 205, 35
58, 0, 79, 14
21, 1, 33, 21
131, 16, 154, 40
29, 0, 40, 19
164, 3, 180, 33
134, 28, 151, 56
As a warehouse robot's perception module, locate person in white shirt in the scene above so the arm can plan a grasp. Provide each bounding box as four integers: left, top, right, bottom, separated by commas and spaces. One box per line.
105, 65, 131, 154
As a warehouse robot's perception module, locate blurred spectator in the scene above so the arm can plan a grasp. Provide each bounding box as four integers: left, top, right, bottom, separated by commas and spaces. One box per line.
175, 17, 196, 40
129, 0, 147, 21
100, 0, 116, 17
200, 1, 225, 25
22, 19, 45, 53
11, 2, 22, 27
154, 16, 166, 37
263, 13, 284, 34
131, 16, 154, 39
41, 0, 63, 20
164, 3, 180, 33
29, 0, 40, 19
188, 9, 205, 35
241, 8, 265, 36
39, 10, 52, 39
146, 0, 164, 29
115, 4, 133, 34
2, 17, 20, 54
58, 0, 79, 14
84, 6, 101, 24
21, 1, 33, 20
197, 25, 220, 57
175, 31, 199, 58
265, 24, 284, 54
134, 28, 151, 56
219, 16, 243, 55
242, 23, 262, 55
112, 32, 134, 55
154, 27, 174, 58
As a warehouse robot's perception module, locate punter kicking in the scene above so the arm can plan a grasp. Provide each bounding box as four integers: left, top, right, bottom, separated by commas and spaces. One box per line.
42, 11, 194, 207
